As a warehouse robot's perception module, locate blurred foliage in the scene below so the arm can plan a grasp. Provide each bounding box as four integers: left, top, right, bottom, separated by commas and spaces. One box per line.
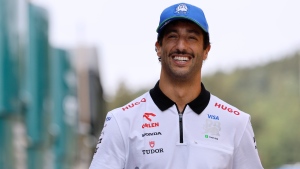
203, 52, 300, 169
108, 51, 300, 169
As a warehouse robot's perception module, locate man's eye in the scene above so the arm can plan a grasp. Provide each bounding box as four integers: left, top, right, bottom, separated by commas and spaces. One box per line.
189, 36, 197, 40
167, 35, 177, 39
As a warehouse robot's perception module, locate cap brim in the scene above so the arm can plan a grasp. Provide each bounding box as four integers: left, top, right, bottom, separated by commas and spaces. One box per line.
156, 16, 208, 34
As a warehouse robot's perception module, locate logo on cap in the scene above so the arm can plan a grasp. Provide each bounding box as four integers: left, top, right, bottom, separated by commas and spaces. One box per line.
175, 4, 188, 13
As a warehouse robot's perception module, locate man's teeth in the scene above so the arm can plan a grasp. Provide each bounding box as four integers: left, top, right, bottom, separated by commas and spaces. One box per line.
174, 56, 188, 61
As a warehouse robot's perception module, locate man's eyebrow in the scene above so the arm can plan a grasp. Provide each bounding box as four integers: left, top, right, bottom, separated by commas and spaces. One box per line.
164, 29, 201, 35
187, 29, 201, 35
164, 29, 178, 35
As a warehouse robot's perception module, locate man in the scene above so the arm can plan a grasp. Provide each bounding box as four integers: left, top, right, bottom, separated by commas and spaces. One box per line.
89, 2, 264, 169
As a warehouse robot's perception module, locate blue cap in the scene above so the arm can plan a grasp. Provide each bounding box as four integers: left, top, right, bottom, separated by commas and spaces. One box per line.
156, 3, 209, 35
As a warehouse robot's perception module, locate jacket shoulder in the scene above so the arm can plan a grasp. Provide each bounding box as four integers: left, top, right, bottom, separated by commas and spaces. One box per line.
209, 94, 250, 119
109, 91, 151, 117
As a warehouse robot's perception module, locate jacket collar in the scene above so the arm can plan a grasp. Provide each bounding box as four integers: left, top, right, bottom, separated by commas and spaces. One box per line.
149, 81, 210, 114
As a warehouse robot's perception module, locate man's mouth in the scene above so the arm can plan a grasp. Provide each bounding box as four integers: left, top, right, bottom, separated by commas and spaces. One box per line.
173, 56, 189, 61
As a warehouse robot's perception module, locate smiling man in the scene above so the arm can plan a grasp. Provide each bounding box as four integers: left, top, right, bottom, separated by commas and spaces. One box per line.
89, 3, 264, 169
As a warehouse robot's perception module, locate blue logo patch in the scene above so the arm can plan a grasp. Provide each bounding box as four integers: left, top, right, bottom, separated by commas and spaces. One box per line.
207, 114, 219, 120
106, 117, 112, 121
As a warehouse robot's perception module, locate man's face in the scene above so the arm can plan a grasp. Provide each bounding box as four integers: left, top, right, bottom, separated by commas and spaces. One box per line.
155, 20, 210, 81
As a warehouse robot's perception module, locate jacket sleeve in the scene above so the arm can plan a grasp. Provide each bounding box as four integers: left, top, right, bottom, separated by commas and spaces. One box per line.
233, 117, 264, 169
89, 112, 125, 169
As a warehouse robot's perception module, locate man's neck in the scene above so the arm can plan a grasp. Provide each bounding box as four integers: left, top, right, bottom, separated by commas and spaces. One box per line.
159, 77, 202, 113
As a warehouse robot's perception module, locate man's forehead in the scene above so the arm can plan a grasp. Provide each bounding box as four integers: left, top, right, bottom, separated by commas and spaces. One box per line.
163, 20, 203, 33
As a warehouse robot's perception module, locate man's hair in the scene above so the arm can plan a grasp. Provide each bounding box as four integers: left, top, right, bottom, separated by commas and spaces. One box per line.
157, 20, 210, 50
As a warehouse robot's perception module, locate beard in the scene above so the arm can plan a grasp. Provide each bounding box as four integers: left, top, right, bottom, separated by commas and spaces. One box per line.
160, 49, 202, 82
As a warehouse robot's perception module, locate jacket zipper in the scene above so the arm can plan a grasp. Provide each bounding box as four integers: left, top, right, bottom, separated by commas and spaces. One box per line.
179, 113, 183, 143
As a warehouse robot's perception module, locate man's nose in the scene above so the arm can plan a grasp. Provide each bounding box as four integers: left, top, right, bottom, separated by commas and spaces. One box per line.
176, 38, 188, 51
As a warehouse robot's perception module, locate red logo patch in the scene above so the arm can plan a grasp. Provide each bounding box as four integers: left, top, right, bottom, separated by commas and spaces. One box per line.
215, 103, 240, 115
122, 98, 146, 111
143, 112, 156, 121
149, 141, 155, 148
142, 112, 159, 128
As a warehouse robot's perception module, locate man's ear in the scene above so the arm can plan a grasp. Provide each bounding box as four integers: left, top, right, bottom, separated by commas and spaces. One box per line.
203, 44, 211, 60
155, 41, 162, 57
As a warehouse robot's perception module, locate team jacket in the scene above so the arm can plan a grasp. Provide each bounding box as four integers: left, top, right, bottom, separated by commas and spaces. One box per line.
89, 82, 264, 169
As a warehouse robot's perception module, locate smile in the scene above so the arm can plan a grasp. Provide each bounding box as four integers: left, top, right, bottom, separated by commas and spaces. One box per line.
173, 56, 189, 61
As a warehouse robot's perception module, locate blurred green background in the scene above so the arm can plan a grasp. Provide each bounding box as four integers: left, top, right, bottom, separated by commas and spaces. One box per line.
1, 0, 300, 169
0, 1, 106, 169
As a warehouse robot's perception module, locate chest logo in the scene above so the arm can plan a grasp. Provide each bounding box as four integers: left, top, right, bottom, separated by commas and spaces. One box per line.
207, 114, 219, 120
142, 132, 162, 137
142, 141, 164, 155
143, 112, 156, 121
203, 119, 221, 136
149, 141, 155, 148
142, 112, 159, 128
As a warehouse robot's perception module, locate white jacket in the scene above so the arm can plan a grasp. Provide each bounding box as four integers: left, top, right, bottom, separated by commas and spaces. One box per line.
89, 82, 264, 169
